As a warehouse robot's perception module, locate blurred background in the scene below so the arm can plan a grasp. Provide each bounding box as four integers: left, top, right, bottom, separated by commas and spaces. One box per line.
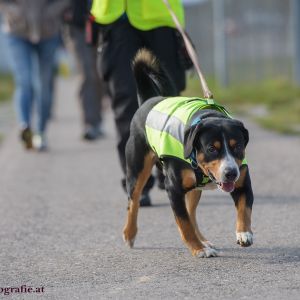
182, 0, 300, 134
1, 0, 300, 135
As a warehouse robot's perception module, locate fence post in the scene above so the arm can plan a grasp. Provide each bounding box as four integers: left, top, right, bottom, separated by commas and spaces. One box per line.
212, 0, 228, 86
292, 0, 300, 84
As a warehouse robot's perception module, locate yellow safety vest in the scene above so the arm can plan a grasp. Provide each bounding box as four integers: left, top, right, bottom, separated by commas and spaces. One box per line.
145, 96, 247, 165
90, 0, 184, 30
145, 97, 231, 163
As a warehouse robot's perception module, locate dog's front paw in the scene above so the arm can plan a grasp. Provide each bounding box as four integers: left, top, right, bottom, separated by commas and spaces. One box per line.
123, 236, 135, 248
202, 240, 217, 249
194, 247, 219, 258
236, 231, 253, 247
123, 227, 137, 248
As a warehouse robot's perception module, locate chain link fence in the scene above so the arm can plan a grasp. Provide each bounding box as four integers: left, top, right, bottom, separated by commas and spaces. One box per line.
0, 1, 297, 85
185, 0, 296, 85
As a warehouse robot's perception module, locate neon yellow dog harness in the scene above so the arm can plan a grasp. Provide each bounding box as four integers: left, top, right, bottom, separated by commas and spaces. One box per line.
145, 97, 247, 186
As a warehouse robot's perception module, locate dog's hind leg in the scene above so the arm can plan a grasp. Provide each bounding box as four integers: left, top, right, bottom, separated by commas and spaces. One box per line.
185, 189, 216, 249
123, 136, 156, 248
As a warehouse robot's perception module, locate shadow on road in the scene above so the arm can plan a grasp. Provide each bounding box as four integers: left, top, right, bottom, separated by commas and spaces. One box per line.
221, 246, 300, 263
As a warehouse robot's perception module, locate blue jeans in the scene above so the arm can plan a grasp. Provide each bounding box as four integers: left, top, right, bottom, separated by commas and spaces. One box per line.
6, 34, 60, 134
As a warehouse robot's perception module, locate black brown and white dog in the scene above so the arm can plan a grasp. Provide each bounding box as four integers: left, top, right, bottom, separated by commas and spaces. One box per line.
123, 49, 254, 257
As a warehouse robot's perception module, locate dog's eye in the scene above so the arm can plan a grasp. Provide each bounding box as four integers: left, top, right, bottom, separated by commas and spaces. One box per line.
207, 145, 218, 154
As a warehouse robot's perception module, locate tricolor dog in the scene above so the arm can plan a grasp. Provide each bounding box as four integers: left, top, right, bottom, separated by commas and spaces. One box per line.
123, 49, 254, 257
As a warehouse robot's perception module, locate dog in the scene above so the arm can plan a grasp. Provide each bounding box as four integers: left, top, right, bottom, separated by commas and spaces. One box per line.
123, 49, 254, 257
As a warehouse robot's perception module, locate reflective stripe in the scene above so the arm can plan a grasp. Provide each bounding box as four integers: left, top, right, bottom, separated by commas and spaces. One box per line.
145, 125, 189, 163
146, 110, 185, 143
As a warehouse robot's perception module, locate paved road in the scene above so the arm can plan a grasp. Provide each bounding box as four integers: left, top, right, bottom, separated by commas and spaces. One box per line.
0, 78, 299, 300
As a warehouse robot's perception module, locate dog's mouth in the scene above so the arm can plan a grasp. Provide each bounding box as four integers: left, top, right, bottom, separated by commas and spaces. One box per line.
208, 171, 235, 193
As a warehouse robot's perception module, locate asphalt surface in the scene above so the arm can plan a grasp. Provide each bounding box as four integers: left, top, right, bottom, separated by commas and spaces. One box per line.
0, 78, 299, 300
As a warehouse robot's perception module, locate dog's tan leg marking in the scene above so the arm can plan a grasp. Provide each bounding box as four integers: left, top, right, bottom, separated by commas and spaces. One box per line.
123, 152, 156, 248
234, 165, 247, 188
185, 189, 215, 249
181, 169, 216, 250
235, 194, 253, 246
181, 169, 197, 190
234, 167, 253, 246
182, 170, 208, 244
236, 194, 252, 232
175, 216, 218, 257
175, 216, 203, 255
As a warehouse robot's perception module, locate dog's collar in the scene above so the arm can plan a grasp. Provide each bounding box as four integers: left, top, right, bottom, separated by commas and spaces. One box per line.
189, 149, 211, 186
189, 149, 198, 169
188, 116, 212, 186
190, 116, 202, 127
189, 116, 202, 169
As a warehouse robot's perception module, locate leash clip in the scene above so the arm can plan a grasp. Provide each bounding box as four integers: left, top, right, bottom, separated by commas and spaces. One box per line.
190, 150, 198, 169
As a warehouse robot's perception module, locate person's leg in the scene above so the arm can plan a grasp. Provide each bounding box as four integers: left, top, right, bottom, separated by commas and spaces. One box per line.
34, 35, 60, 149
98, 19, 141, 173
69, 26, 103, 140
143, 27, 186, 94
5, 34, 34, 148
48, 37, 62, 120
98, 19, 155, 204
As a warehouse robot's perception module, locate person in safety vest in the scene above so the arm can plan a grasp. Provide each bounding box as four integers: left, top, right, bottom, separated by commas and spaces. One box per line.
90, 0, 186, 206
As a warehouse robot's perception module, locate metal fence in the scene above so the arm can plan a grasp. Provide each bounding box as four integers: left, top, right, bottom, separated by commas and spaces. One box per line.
0, 15, 10, 73
185, 0, 296, 85
0, 1, 297, 85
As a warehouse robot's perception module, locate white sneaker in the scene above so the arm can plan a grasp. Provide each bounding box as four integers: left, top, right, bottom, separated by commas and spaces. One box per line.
33, 134, 47, 151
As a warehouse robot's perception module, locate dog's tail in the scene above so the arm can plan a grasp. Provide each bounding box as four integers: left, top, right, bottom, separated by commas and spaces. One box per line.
132, 48, 177, 106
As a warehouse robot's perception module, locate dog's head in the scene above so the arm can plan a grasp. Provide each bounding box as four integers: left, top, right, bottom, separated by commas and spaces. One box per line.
184, 115, 249, 193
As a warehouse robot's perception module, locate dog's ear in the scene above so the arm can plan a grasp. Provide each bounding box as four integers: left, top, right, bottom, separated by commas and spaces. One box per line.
232, 120, 249, 147
242, 125, 249, 147
183, 123, 203, 159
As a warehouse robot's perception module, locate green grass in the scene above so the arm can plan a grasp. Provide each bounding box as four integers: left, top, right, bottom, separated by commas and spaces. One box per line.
0, 73, 14, 103
183, 77, 300, 135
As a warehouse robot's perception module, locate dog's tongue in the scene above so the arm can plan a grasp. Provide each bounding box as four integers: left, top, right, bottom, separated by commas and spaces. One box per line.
221, 182, 235, 193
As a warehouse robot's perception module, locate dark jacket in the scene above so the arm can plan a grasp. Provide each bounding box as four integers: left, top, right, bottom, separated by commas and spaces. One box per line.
70, 0, 91, 28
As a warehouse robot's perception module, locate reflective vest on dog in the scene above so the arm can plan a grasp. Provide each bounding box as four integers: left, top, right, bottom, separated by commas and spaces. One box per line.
145, 97, 233, 165
146, 97, 248, 186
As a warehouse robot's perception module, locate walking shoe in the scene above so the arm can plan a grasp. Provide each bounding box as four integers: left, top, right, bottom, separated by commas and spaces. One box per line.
82, 124, 104, 141
121, 178, 152, 207
33, 134, 47, 151
20, 127, 33, 149
140, 193, 152, 207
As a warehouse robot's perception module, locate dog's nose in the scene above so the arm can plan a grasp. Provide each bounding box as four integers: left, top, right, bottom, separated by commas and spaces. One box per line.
224, 168, 238, 181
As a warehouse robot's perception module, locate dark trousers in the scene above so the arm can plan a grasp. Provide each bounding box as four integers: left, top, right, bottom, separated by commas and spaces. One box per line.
69, 26, 103, 128
98, 18, 185, 190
